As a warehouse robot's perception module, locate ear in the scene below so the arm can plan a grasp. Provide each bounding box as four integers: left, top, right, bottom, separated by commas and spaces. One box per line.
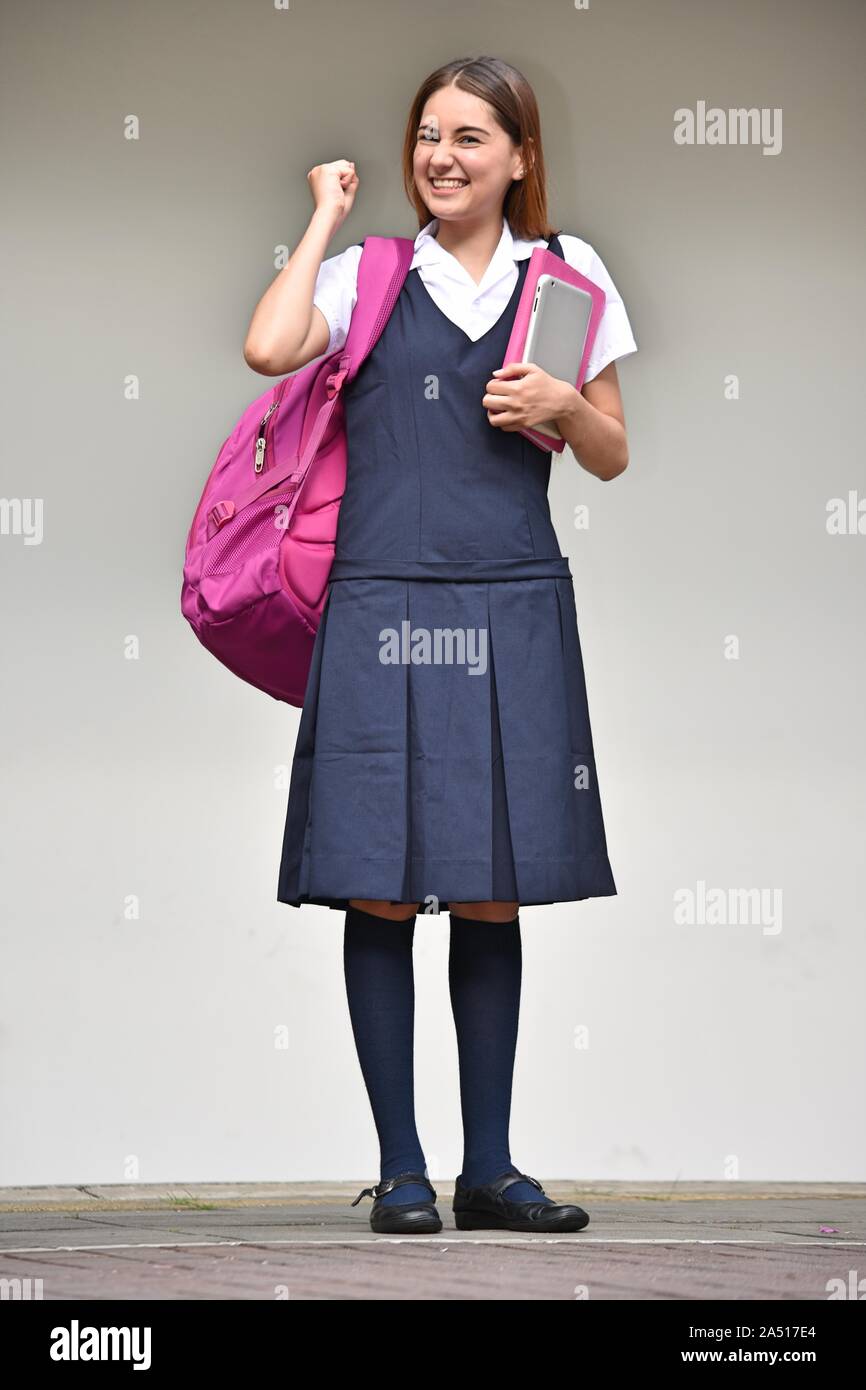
515, 135, 534, 181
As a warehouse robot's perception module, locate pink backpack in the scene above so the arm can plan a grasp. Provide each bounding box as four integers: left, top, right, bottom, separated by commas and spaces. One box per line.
181, 236, 414, 705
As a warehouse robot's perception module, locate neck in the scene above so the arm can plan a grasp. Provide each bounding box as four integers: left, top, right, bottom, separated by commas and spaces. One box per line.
432, 212, 506, 286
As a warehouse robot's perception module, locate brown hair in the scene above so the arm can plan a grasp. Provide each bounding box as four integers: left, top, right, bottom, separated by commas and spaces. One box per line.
401, 56, 558, 240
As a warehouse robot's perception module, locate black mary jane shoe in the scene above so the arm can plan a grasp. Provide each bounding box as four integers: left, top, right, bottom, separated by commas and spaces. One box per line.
351, 1171, 443, 1234
453, 1169, 590, 1233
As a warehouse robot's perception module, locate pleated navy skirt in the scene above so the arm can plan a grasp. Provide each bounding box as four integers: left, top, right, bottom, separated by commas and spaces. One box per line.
277, 574, 617, 909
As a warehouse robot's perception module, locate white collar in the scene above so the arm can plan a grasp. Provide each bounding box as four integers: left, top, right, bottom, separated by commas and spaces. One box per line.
411, 215, 543, 290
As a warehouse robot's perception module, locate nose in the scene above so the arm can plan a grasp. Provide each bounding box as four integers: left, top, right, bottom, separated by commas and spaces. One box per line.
428, 155, 461, 174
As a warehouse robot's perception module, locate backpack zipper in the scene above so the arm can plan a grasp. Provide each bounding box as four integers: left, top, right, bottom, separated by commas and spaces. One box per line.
254, 398, 280, 473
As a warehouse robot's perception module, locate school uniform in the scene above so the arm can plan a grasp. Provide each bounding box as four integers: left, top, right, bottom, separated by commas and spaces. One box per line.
277, 215, 638, 911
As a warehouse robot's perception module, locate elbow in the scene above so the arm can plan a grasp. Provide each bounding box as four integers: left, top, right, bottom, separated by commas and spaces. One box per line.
603, 429, 629, 480
243, 336, 306, 377
243, 340, 284, 377
243, 338, 267, 373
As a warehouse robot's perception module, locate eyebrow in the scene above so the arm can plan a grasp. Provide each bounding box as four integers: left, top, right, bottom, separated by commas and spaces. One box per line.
417, 123, 490, 135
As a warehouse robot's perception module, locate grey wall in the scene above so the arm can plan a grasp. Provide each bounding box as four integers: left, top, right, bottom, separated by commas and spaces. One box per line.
2, 0, 864, 1186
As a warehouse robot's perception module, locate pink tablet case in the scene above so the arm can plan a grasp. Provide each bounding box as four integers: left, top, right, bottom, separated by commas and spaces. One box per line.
501, 246, 606, 453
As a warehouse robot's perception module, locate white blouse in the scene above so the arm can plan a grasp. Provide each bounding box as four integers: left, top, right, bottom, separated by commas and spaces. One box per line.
311, 214, 638, 384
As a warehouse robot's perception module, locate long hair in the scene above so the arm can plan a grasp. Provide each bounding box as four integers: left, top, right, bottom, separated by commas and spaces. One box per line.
401, 56, 557, 240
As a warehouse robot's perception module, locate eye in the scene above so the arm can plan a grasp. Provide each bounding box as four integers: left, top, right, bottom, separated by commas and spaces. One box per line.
416, 132, 480, 144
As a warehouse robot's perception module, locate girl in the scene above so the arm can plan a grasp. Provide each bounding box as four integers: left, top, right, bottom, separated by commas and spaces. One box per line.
244, 56, 637, 1234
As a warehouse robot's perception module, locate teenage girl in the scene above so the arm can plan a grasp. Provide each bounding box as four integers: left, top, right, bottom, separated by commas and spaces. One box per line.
243, 55, 637, 1234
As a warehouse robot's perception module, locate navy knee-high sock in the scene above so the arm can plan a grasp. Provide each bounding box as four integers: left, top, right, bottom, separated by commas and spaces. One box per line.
448, 911, 554, 1204
343, 905, 431, 1207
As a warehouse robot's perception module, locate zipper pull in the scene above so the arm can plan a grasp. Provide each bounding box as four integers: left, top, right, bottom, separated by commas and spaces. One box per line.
254, 399, 279, 473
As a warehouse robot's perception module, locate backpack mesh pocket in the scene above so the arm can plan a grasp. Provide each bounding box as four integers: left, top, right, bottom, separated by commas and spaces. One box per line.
201, 494, 295, 578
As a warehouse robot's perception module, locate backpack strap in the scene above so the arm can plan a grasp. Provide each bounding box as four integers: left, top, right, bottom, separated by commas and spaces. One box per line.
343, 235, 416, 373
288, 234, 414, 468
220, 237, 414, 519
303, 234, 415, 408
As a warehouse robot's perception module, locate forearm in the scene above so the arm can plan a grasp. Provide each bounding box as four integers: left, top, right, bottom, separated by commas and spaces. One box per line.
243, 207, 337, 367
553, 386, 628, 481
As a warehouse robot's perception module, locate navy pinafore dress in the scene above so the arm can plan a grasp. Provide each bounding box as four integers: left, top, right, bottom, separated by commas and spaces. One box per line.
277, 233, 617, 911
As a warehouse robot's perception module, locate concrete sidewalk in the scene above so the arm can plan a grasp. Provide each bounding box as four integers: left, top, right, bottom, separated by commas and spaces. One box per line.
1, 1182, 864, 1300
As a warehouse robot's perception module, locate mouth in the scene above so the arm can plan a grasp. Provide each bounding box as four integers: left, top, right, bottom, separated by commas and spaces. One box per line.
428, 176, 469, 193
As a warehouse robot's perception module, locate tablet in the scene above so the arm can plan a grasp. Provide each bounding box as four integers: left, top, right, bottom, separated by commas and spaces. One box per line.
521, 274, 594, 440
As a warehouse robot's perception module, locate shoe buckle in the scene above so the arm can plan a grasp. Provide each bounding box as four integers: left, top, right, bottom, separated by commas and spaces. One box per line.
373, 1176, 399, 1199
352, 1172, 435, 1206
498, 1170, 544, 1199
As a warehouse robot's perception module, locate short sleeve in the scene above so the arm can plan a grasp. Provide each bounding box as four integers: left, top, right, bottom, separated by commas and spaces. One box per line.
558, 234, 638, 384
311, 242, 363, 355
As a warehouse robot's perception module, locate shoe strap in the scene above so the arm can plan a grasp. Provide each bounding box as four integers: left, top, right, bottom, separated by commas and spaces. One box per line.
351, 1171, 436, 1206
490, 1170, 544, 1199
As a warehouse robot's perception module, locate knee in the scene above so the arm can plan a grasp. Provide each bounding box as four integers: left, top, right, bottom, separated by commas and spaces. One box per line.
449, 900, 520, 924
349, 898, 418, 922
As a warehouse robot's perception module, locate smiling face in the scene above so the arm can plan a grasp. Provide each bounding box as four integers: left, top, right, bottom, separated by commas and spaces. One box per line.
412, 82, 526, 227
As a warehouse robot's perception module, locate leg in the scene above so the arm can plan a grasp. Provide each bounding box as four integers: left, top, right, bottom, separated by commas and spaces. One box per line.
343, 903, 431, 1206
448, 905, 555, 1205
449, 900, 519, 923
349, 898, 418, 921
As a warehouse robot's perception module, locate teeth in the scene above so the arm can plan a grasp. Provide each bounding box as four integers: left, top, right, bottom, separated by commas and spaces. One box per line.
431, 178, 467, 187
